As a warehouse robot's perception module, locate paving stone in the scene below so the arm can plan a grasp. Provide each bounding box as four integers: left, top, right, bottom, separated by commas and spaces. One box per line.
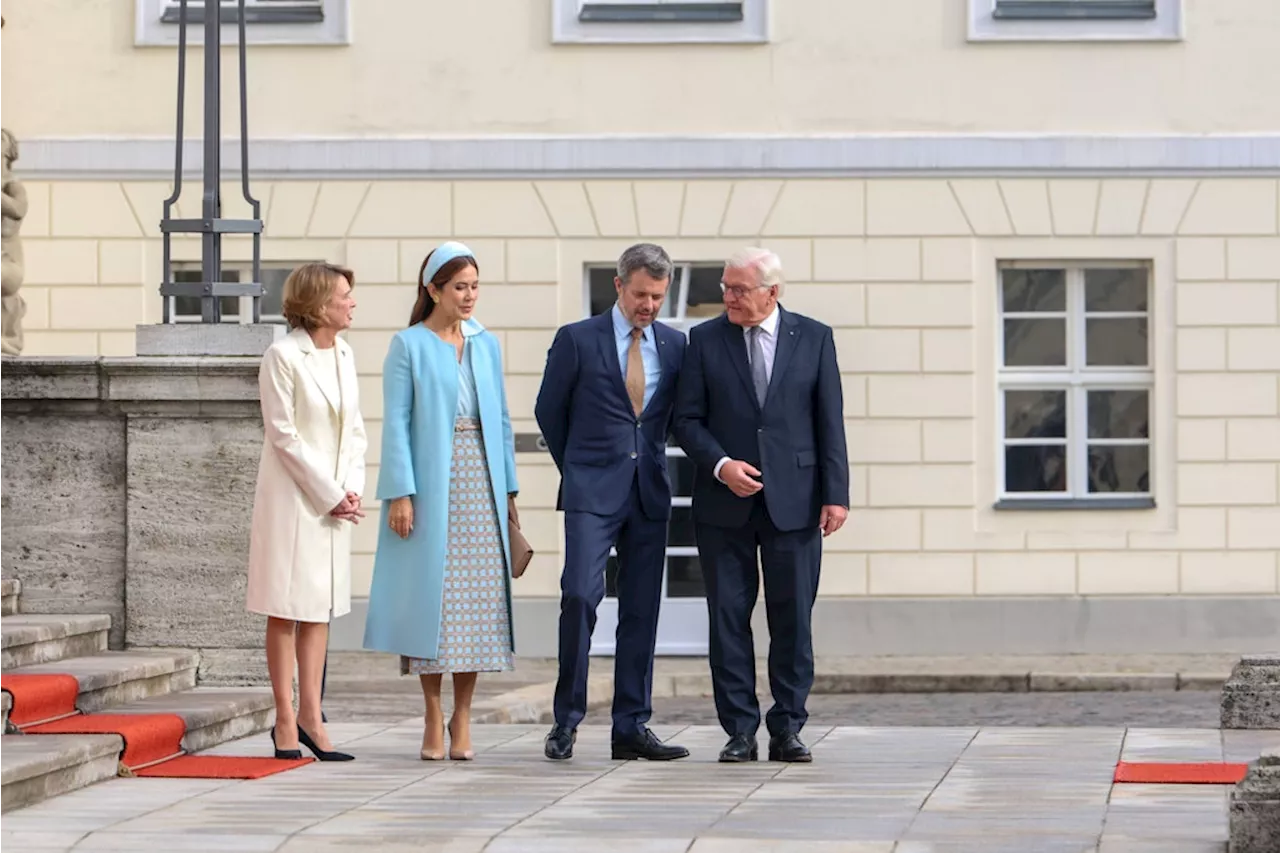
6, 724, 1273, 848
0, 829, 87, 850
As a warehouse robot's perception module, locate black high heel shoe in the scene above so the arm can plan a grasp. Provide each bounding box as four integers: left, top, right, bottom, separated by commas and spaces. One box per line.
298, 725, 355, 762
270, 726, 303, 760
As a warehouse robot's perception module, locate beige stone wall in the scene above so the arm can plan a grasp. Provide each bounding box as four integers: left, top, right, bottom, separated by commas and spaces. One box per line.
5, 0, 1280, 136
19, 177, 1280, 600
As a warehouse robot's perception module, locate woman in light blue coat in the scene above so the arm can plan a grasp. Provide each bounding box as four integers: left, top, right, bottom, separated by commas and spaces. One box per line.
363, 242, 519, 761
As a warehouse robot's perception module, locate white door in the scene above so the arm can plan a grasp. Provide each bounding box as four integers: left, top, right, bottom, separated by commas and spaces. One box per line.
590, 445, 708, 656
584, 262, 725, 656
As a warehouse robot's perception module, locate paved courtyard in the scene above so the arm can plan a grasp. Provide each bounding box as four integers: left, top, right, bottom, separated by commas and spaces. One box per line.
4, 722, 1275, 852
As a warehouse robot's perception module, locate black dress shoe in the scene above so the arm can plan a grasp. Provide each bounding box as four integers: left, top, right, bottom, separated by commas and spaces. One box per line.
768, 732, 812, 763
611, 727, 690, 761
298, 726, 355, 762
718, 734, 759, 763
545, 724, 576, 760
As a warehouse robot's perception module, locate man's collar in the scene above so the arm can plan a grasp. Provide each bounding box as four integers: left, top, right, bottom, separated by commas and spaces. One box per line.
611, 303, 653, 341
754, 305, 781, 336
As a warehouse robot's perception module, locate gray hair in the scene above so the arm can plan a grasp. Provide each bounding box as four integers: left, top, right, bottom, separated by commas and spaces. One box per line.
726, 247, 785, 295
616, 243, 673, 284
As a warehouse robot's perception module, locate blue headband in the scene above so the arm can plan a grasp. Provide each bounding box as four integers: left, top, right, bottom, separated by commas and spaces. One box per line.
421, 241, 475, 288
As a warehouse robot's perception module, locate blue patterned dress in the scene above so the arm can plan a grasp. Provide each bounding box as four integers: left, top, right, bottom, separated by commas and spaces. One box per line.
402, 340, 514, 675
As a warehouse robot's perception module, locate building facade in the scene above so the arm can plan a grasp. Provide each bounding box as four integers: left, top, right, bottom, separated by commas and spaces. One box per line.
4, 0, 1279, 656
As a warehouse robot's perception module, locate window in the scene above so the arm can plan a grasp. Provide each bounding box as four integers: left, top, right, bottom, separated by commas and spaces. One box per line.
553, 0, 768, 44
997, 263, 1153, 507
586, 263, 724, 330
969, 0, 1181, 41
589, 261, 726, 602
169, 262, 298, 323
994, 0, 1155, 18
135, 0, 350, 46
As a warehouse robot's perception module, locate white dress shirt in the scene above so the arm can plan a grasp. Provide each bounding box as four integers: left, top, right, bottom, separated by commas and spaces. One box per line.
713, 306, 780, 482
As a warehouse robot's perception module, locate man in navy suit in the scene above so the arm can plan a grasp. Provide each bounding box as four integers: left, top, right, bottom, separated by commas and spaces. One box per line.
674, 248, 849, 763
535, 243, 689, 762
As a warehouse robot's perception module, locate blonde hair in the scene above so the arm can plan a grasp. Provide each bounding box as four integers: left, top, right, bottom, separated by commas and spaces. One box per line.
281, 263, 355, 331
726, 247, 785, 295
0, 128, 16, 163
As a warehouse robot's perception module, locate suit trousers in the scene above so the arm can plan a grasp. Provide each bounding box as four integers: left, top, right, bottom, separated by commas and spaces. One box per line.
553, 475, 667, 737
695, 498, 821, 739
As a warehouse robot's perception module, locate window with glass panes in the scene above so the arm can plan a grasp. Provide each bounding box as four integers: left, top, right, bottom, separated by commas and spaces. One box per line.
170, 262, 300, 323
586, 262, 725, 600
993, 1, 1156, 19
998, 263, 1152, 503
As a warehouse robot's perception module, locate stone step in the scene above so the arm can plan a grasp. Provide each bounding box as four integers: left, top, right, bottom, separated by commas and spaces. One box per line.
4, 650, 200, 720
0, 686, 274, 812
0, 614, 110, 670
103, 687, 275, 754
0, 733, 122, 813
1, 579, 19, 616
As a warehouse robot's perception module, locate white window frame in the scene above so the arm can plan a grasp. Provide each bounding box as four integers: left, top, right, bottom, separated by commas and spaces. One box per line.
135, 0, 351, 47
968, 0, 1183, 42
553, 0, 769, 44
169, 260, 299, 325
997, 261, 1154, 507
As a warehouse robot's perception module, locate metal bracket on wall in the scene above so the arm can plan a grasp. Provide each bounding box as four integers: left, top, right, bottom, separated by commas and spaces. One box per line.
514, 433, 550, 454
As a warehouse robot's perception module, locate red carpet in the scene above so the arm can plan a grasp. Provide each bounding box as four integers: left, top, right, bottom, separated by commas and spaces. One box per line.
9, 681, 314, 779
1114, 761, 1250, 784
1, 674, 82, 728
29, 713, 188, 769
134, 755, 312, 779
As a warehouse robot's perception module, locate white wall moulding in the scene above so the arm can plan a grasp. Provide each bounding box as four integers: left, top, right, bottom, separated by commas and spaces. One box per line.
16, 135, 1280, 180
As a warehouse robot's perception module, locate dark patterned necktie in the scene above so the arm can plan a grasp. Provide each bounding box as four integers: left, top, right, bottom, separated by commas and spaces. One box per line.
748, 325, 768, 407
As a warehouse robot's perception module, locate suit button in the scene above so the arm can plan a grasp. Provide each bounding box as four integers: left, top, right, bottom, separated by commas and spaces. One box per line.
757, 428, 764, 433
630, 451, 638, 459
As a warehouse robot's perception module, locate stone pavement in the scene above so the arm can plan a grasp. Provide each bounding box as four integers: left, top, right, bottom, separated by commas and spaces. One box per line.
320, 652, 1237, 725
3, 722, 1276, 852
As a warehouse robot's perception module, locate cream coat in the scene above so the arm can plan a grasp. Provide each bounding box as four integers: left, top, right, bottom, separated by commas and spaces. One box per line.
246, 328, 367, 623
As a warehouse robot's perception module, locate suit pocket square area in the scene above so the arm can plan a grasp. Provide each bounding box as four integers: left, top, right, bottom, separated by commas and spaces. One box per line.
509, 506, 534, 578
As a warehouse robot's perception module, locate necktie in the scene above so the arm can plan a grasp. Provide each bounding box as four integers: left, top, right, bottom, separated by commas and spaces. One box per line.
748, 325, 768, 407
625, 327, 645, 416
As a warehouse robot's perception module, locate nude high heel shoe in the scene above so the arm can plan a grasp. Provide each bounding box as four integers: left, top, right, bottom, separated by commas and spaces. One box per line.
448, 716, 475, 761
420, 716, 446, 761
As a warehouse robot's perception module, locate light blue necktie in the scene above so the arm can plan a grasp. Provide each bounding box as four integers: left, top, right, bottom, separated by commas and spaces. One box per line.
748, 326, 768, 407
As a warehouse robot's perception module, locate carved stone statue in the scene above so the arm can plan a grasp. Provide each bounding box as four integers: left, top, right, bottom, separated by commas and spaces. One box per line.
2, 126, 27, 355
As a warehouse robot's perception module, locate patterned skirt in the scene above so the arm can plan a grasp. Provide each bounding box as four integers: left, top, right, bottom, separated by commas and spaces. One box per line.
401, 417, 514, 675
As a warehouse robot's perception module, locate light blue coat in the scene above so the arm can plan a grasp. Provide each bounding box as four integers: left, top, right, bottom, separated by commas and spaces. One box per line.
362, 319, 519, 660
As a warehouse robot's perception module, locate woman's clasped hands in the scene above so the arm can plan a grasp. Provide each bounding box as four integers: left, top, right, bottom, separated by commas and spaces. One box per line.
330, 491, 366, 524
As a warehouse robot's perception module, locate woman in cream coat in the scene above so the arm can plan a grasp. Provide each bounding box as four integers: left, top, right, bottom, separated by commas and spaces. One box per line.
247, 262, 367, 763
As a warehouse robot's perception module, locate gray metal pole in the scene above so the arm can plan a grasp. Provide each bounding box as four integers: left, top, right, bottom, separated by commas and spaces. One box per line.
201, 0, 222, 324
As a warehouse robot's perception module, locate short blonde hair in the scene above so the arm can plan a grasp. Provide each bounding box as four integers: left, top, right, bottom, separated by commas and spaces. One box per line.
726, 247, 785, 295
281, 262, 354, 331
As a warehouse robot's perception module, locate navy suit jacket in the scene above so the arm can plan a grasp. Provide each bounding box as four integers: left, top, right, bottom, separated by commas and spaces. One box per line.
673, 308, 849, 532
535, 312, 687, 522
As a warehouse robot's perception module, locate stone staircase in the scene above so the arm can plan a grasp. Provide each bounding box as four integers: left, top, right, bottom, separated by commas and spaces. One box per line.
0, 578, 274, 812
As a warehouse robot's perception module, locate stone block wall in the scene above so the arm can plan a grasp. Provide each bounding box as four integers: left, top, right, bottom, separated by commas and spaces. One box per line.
7, 176, 1280, 654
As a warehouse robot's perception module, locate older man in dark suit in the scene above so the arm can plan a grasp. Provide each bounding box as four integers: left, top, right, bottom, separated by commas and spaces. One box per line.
535, 243, 689, 763
674, 247, 849, 763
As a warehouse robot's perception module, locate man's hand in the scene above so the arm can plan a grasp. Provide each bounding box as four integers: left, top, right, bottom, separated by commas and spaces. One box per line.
719, 460, 763, 498
819, 504, 848, 538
